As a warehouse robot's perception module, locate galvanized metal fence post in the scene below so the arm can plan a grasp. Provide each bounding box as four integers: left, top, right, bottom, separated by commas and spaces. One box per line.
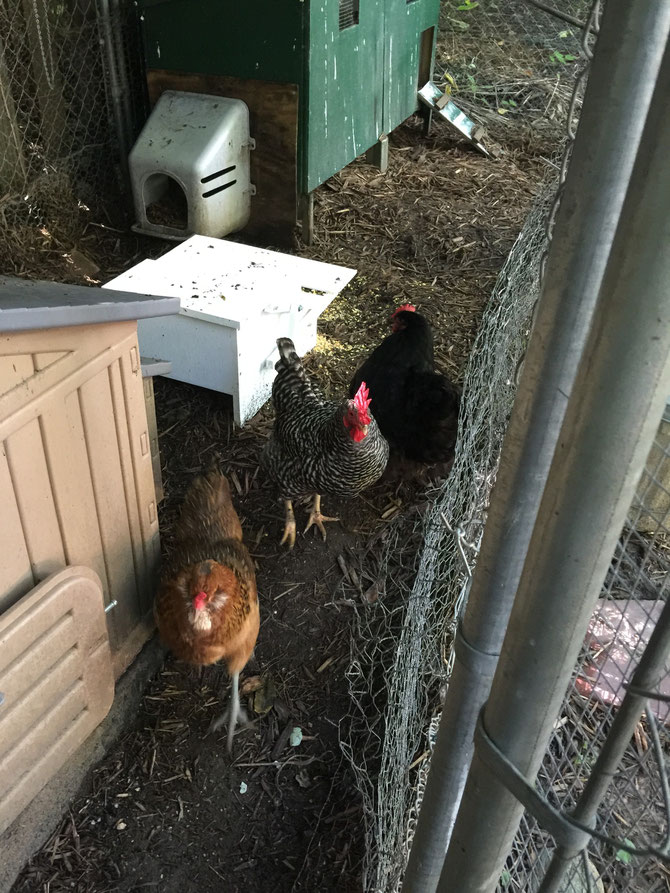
435, 32, 670, 893
401, 4, 670, 890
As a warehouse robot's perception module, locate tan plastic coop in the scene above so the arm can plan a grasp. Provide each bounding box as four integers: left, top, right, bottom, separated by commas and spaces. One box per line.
0, 277, 179, 836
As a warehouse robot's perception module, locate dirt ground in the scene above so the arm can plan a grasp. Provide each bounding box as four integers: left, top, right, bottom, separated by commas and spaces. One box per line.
10, 126, 543, 893
6, 8, 667, 892
8, 55, 555, 893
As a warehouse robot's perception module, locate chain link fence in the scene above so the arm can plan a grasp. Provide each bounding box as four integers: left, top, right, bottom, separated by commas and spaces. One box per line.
0, 0, 143, 278
343, 2, 670, 891
510, 422, 670, 893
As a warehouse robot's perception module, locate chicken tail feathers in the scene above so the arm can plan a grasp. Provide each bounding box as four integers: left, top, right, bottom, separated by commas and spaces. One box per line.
174, 471, 243, 544
407, 371, 460, 417
276, 337, 300, 369
272, 336, 325, 410
399, 372, 461, 463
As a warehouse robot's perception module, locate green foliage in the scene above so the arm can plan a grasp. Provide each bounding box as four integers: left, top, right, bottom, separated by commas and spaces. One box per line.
615, 840, 634, 865
549, 50, 577, 65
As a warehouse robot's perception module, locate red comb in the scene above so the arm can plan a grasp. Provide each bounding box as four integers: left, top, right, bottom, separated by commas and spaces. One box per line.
392, 303, 416, 317
353, 381, 372, 424
193, 591, 207, 611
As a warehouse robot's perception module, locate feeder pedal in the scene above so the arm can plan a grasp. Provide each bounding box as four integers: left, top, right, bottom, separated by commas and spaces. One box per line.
418, 82, 495, 158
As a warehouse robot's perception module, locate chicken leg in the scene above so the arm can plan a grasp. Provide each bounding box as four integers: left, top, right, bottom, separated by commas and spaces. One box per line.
280, 498, 297, 549
208, 670, 248, 754
304, 494, 339, 542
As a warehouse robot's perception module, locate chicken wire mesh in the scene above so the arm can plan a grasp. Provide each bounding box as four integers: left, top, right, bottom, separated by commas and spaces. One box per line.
433, 0, 594, 147
0, 0, 144, 277
341, 178, 555, 892
341, 2, 666, 891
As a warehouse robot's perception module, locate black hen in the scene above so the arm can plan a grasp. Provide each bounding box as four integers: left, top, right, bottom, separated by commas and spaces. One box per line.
349, 305, 460, 464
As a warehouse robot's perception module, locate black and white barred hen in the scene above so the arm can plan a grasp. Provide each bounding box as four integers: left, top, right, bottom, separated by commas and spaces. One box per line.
261, 337, 389, 548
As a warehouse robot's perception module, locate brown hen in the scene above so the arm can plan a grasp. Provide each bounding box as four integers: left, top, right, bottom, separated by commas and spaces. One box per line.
154, 471, 259, 753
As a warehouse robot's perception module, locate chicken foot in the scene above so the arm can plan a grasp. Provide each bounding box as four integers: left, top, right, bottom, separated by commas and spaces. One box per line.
304, 494, 339, 542
280, 498, 297, 549
208, 670, 248, 754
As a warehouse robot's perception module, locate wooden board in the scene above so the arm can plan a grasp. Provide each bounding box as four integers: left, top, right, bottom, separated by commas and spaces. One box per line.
147, 70, 298, 247
105, 234, 356, 327
382, 0, 440, 138
305, 0, 384, 194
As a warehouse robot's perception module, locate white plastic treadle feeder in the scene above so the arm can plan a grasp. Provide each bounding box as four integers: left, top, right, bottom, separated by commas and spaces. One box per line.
103, 235, 357, 425
129, 91, 255, 241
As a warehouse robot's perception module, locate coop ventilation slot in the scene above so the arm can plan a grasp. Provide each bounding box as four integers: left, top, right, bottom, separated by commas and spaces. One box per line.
201, 165, 236, 184
339, 0, 359, 30
203, 180, 237, 199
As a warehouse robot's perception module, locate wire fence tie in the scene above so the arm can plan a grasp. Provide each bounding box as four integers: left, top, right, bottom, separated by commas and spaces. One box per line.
453, 620, 499, 678
473, 707, 593, 854
623, 682, 670, 703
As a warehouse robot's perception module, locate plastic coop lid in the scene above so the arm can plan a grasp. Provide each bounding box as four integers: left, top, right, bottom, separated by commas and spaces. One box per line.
0, 567, 114, 835
0, 277, 179, 332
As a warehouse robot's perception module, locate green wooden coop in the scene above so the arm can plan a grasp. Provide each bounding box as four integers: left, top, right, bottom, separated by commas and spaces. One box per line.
136, 0, 440, 243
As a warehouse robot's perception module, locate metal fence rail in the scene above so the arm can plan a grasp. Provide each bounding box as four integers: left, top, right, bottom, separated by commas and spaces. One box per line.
405, 4, 670, 892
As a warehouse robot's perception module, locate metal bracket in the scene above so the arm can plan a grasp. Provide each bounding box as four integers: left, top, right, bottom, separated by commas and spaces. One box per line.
418, 82, 494, 158
454, 620, 500, 677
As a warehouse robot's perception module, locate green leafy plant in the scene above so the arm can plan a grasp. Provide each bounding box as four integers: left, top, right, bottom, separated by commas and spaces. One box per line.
550, 50, 577, 64
615, 839, 635, 864
457, 0, 479, 10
